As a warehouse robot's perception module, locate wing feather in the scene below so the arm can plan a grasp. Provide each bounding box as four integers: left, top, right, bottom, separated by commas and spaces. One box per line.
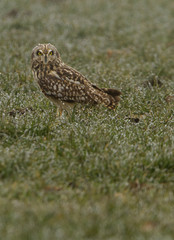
39, 73, 97, 104
55, 65, 93, 87
38, 66, 118, 108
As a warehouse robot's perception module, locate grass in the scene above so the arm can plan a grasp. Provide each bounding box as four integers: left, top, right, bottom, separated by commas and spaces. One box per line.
0, 0, 174, 239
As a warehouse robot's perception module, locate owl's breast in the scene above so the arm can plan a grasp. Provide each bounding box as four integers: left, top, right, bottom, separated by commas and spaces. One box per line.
32, 70, 38, 82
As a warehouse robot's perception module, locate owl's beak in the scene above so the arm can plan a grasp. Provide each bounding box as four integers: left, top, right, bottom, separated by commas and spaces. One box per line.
44, 55, 48, 64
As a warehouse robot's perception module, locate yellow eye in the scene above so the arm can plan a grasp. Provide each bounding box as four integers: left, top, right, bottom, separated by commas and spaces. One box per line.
37, 50, 43, 56
49, 51, 54, 56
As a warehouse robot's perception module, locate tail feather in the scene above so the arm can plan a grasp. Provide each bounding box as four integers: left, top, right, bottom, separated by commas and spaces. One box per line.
101, 88, 121, 102
101, 88, 121, 97
92, 84, 121, 109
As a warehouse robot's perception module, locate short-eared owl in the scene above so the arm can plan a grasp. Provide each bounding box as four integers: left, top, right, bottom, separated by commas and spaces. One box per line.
31, 43, 121, 115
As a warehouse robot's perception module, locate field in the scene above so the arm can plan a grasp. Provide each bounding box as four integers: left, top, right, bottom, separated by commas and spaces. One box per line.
0, 0, 174, 239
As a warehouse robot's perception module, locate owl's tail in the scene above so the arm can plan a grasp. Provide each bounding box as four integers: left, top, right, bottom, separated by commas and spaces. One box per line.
101, 88, 121, 105
91, 84, 121, 109
102, 88, 121, 109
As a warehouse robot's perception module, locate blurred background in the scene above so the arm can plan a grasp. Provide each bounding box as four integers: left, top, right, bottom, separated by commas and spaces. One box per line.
0, 1, 174, 239
1, 0, 174, 87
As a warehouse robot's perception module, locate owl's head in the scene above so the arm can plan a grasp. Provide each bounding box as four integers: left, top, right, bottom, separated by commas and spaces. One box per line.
31, 43, 60, 65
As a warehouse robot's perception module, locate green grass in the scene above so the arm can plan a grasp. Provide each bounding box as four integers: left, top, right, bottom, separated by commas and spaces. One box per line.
0, 0, 174, 239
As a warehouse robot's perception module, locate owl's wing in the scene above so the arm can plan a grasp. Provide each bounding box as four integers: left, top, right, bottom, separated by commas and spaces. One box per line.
40, 68, 117, 108
40, 72, 98, 104
55, 64, 93, 87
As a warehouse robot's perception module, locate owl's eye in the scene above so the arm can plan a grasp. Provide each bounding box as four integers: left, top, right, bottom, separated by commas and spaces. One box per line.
37, 50, 43, 56
49, 51, 54, 56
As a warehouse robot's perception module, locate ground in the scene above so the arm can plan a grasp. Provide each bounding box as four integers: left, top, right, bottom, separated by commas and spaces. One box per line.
0, 0, 174, 239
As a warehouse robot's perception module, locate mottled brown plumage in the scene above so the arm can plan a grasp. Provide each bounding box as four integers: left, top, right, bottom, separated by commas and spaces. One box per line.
31, 43, 121, 114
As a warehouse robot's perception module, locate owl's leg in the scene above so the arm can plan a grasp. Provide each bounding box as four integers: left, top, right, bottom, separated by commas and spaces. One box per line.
55, 102, 75, 119
56, 107, 63, 117
59, 108, 63, 117
62, 102, 75, 117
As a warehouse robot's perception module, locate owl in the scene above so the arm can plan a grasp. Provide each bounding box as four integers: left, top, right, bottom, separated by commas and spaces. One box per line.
31, 43, 121, 115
